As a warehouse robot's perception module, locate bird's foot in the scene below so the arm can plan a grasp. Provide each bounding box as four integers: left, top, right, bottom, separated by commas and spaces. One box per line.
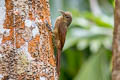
44, 20, 52, 32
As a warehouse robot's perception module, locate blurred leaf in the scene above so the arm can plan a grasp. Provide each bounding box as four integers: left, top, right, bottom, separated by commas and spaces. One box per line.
60, 48, 86, 80
74, 50, 110, 80
82, 13, 113, 28
99, 0, 113, 15
64, 27, 112, 51
71, 10, 113, 28
89, 40, 101, 53
77, 39, 88, 50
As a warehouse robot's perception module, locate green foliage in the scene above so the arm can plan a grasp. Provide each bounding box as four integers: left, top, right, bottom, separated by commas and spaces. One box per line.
74, 49, 111, 80
50, 0, 113, 80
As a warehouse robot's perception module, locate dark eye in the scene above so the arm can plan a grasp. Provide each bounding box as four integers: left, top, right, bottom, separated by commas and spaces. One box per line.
65, 16, 69, 18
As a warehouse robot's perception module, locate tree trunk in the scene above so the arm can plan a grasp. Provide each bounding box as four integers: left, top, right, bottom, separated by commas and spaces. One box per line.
112, 0, 120, 80
0, 0, 58, 80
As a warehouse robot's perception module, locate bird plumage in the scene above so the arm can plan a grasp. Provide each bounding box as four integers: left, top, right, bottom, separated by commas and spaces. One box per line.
53, 10, 72, 76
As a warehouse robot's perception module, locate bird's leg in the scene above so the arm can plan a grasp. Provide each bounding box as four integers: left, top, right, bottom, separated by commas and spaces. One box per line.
44, 20, 52, 32
44, 20, 56, 37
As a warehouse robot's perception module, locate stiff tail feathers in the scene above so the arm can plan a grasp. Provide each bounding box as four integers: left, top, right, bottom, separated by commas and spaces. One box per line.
56, 48, 61, 76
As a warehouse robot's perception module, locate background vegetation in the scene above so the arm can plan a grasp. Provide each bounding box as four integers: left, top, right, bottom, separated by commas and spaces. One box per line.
50, 0, 114, 80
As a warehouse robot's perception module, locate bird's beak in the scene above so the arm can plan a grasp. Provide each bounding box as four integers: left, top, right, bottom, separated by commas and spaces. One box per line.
59, 10, 65, 16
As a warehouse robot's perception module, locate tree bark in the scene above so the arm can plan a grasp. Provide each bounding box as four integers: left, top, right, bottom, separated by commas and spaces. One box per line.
112, 0, 120, 80
0, 0, 58, 80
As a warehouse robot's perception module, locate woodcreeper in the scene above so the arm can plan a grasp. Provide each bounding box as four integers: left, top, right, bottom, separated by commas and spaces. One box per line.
45, 10, 72, 76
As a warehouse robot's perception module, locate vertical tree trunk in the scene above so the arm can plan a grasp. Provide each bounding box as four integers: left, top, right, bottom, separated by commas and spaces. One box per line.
0, 0, 58, 80
112, 0, 120, 80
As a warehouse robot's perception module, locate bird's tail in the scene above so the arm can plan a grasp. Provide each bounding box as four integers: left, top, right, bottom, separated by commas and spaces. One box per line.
56, 48, 61, 76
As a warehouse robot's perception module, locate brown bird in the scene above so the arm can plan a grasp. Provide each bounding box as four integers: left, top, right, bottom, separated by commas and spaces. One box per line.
53, 10, 72, 76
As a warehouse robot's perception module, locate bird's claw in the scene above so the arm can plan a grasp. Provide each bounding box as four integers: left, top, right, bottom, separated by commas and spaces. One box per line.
44, 20, 52, 32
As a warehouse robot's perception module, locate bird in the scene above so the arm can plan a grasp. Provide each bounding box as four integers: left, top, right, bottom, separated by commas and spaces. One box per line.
53, 10, 72, 76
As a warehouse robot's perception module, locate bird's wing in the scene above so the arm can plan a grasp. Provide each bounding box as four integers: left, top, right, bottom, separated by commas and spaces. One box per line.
58, 23, 67, 50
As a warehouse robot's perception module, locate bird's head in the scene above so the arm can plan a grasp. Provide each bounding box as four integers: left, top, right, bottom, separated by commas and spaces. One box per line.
59, 10, 72, 26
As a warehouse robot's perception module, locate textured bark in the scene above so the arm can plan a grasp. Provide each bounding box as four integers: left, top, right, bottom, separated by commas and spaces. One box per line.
112, 0, 120, 80
0, 0, 58, 80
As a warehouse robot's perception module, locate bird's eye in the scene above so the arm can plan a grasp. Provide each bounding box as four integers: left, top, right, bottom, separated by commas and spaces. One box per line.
65, 16, 69, 18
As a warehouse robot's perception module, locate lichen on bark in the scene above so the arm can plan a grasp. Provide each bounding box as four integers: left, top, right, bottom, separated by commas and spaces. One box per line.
0, 0, 58, 80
